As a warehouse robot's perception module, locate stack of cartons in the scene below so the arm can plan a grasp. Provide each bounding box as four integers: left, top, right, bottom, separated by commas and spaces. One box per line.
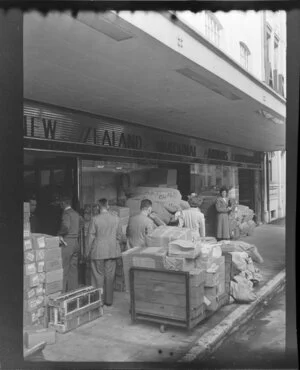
204, 256, 227, 312
23, 204, 57, 349
146, 226, 193, 249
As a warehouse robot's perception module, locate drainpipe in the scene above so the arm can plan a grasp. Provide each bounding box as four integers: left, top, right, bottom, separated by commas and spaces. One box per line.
263, 152, 270, 223
278, 152, 282, 218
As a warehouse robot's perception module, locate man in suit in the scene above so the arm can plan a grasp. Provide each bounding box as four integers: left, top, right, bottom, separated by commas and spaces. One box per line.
86, 198, 122, 307
29, 194, 39, 233
58, 194, 83, 292
126, 199, 156, 248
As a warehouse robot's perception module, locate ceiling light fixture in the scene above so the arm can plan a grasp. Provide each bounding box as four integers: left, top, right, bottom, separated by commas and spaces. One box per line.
116, 167, 123, 170
97, 165, 105, 169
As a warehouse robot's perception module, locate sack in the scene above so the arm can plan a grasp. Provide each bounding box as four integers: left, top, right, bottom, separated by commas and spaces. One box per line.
221, 241, 264, 264
229, 252, 249, 272
168, 240, 201, 259
230, 274, 257, 303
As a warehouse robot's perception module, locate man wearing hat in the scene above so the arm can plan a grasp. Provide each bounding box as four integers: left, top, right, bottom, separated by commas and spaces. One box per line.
179, 194, 206, 239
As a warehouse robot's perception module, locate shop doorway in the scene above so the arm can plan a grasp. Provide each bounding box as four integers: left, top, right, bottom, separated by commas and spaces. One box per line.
157, 163, 191, 199
238, 169, 255, 211
24, 151, 78, 235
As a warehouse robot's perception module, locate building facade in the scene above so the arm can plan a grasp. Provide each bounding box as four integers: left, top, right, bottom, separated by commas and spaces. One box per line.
23, 10, 286, 233
176, 10, 286, 221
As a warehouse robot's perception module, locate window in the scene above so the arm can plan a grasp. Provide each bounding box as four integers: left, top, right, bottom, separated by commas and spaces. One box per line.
205, 12, 222, 47
266, 25, 272, 64
240, 42, 251, 70
274, 36, 279, 70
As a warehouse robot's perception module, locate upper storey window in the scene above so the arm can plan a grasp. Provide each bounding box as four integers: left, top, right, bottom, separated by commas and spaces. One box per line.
205, 12, 223, 47
240, 42, 251, 70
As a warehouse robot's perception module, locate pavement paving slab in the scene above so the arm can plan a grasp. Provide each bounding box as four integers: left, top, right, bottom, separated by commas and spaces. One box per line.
42, 223, 285, 363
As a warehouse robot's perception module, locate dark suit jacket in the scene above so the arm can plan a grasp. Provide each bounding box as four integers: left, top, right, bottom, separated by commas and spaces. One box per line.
58, 207, 83, 239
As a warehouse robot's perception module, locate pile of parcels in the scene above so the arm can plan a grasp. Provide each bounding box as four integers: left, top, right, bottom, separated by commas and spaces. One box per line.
23, 203, 103, 352
23, 203, 62, 350
121, 225, 265, 314
229, 203, 256, 239
126, 186, 189, 225
122, 226, 229, 313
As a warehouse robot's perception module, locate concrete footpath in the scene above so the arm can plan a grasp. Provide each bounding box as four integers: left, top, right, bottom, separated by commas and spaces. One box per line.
43, 222, 285, 363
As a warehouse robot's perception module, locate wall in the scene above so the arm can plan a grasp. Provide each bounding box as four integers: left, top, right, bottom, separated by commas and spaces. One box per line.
178, 10, 286, 86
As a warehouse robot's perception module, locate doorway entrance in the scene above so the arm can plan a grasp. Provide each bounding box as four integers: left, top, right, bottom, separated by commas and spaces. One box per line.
238, 168, 255, 211
24, 151, 78, 235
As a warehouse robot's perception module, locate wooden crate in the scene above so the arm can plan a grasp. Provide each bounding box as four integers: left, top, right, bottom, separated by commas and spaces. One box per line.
130, 267, 206, 330
47, 286, 103, 333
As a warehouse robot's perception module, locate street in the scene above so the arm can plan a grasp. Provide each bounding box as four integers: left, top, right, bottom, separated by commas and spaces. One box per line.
202, 290, 286, 368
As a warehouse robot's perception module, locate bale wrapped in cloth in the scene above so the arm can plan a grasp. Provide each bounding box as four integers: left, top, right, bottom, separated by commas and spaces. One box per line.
220, 240, 264, 264
146, 225, 193, 249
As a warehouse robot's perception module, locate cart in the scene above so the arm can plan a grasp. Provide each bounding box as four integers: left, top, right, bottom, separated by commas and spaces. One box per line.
130, 267, 206, 332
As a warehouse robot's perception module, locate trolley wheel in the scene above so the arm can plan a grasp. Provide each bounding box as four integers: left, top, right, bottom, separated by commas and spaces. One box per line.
160, 324, 166, 333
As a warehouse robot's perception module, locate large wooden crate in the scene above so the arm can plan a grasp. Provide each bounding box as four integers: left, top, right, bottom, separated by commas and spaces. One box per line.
48, 286, 103, 333
130, 267, 206, 331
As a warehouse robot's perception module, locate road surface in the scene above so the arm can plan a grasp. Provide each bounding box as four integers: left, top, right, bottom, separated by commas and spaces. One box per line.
202, 290, 286, 368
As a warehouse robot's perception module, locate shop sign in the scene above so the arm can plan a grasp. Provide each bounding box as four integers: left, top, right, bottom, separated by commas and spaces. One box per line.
23, 101, 262, 169
23, 115, 143, 150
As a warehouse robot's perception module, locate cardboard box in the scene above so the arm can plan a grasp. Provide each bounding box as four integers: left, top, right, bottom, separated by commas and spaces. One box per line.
146, 226, 193, 249
31, 234, 45, 250
37, 261, 45, 273
35, 249, 45, 261
24, 202, 30, 214
44, 248, 62, 262
24, 288, 36, 300
24, 327, 56, 348
44, 280, 63, 295
189, 269, 206, 286
38, 272, 46, 284
45, 258, 63, 272
131, 247, 167, 270
24, 238, 33, 251
24, 250, 35, 264
24, 263, 37, 276
45, 269, 63, 284
23, 310, 39, 327
24, 213, 30, 224
24, 274, 40, 291
109, 206, 130, 218
35, 284, 45, 296
164, 256, 195, 272
24, 223, 31, 239
205, 265, 220, 287
24, 297, 38, 312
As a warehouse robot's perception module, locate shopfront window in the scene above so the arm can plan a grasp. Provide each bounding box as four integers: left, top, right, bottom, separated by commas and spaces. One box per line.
190, 163, 239, 200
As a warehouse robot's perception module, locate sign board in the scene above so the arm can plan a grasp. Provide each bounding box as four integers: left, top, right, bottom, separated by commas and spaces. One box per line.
24, 101, 262, 170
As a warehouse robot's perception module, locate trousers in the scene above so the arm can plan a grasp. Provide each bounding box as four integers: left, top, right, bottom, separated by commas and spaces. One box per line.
61, 238, 79, 293
91, 259, 116, 305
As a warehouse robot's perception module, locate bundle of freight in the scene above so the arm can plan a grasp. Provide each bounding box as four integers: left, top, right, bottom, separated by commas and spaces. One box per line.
229, 204, 256, 238
146, 225, 193, 249
23, 204, 58, 350
47, 286, 103, 333
126, 187, 182, 224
